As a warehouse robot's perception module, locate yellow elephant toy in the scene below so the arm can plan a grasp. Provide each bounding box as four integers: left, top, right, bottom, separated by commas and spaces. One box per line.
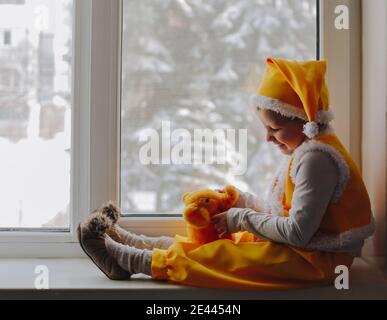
182, 185, 239, 244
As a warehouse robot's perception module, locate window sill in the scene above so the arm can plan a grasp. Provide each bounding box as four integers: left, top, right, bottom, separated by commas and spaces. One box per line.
0, 257, 386, 299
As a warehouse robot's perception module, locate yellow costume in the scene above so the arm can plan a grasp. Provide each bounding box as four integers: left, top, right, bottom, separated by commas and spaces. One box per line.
150, 58, 374, 289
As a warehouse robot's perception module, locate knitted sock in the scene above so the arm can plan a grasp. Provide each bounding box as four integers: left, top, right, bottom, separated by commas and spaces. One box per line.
105, 235, 152, 276
113, 225, 174, 250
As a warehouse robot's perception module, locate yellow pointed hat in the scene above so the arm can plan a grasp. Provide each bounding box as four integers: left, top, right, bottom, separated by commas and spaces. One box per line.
251, 58, 333, 138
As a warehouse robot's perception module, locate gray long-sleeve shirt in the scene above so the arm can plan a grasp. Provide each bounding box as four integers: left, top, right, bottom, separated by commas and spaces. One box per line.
226, 151, 364, 256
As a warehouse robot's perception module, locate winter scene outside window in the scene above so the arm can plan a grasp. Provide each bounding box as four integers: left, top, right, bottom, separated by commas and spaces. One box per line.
120, 0, 317, 215
0, 0, 73, 229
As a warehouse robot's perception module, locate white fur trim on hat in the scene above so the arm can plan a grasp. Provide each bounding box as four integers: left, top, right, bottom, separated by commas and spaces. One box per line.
316, 109, 335, 123
250, 95, 335, 125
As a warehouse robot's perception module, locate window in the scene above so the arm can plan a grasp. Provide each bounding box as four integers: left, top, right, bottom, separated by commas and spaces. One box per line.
3, 30, 11, 46
0, 0, 73, 230
120, 0, 318, 216
0, 0, 362, 259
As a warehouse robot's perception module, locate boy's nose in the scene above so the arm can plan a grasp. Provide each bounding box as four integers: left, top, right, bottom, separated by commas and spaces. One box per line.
266, 131, 274, 142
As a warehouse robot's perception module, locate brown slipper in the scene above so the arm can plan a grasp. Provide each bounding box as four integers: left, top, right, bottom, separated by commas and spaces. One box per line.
99, 201, 125, 244
77, 213, 131, 280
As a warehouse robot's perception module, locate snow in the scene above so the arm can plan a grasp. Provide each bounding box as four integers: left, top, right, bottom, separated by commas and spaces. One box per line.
0, 0, 318, 221
0, 135, 70, 228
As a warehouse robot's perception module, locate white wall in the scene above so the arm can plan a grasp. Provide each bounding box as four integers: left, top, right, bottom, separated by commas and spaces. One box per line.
362, 0, 387, 261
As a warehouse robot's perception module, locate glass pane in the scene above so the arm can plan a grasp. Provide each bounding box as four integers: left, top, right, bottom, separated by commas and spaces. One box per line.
121, 0, 317, 215
0, 0, 73, 228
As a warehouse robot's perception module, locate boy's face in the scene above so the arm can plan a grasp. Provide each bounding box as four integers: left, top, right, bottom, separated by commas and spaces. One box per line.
257, 109, 306, 155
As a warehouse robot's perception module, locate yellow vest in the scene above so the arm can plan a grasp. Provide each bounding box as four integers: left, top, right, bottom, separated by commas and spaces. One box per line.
267, 132, 375, 252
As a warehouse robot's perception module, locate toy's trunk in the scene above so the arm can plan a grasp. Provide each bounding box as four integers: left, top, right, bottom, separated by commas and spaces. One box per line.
187, 224, 232, 245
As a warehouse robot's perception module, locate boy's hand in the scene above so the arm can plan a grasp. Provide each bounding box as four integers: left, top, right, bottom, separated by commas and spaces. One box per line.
211, 211, 230, 238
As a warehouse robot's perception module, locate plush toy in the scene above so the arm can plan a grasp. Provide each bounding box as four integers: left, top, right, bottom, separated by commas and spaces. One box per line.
182, 185, 239, 244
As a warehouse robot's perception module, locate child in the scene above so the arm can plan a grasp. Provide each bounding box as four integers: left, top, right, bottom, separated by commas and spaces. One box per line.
78, 58, 375, 289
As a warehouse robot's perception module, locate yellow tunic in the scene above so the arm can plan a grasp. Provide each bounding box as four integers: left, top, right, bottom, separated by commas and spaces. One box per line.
150, 134, 373, 289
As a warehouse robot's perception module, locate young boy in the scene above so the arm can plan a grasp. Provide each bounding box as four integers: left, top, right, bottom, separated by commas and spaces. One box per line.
78, 58, 375, 289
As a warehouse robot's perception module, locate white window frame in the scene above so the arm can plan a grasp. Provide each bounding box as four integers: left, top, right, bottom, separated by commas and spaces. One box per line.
0, 0, 92, 257
0, 0, 363, 258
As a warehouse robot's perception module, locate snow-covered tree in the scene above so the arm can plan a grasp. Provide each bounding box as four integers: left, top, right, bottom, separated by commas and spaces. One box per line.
121, 0, 317, 214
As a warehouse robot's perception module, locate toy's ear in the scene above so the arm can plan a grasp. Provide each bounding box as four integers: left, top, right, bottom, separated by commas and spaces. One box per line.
183, 204, 210, 228
182, 192, 191, 204
224, 185, 239, 206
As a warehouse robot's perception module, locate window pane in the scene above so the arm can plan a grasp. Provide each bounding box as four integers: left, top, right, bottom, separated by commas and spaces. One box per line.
0, 0, 73, 228
121, 0, 317, 215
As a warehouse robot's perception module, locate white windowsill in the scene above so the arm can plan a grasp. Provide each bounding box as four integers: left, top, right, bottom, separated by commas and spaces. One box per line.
0, 257, 387, 299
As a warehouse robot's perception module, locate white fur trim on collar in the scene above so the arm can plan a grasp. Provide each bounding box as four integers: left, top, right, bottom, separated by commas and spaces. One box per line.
250, 95, 335, 125
289, 139, 350, 203
265, 156, 291, 216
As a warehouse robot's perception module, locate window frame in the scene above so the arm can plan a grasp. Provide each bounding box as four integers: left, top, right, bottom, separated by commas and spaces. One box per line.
0, 0, 363, 258
117, 0, 362, 227
0, 0, 92, 256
